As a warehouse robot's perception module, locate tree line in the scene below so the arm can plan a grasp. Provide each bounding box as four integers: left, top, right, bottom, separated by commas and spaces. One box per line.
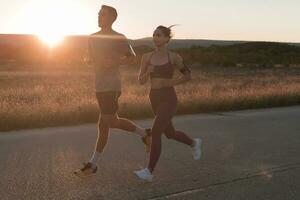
1, 41, 300, 69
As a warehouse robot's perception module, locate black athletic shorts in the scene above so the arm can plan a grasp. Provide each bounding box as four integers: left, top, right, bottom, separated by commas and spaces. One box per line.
96, 91, 121, 115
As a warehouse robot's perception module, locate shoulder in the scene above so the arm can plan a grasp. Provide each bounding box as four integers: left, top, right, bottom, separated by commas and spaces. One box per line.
88, 32, 101, 42
112, 31, 127, 40
89, 31, 126, 38
90, 31, 101, 36
169, 51, 183, 63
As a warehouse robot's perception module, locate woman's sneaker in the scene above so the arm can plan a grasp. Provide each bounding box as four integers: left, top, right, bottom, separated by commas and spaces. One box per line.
134, 168, 153, 182
141, 128, 152, 153
192, 138, 202, 160
74, 162, 98, 177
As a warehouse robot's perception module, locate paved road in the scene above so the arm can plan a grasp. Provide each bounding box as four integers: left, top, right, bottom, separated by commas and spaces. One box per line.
0, 106, 300, 200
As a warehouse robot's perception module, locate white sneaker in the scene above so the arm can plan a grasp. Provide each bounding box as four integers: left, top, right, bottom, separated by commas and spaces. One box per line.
134, 168, 153, 182
192, 138, 202, 160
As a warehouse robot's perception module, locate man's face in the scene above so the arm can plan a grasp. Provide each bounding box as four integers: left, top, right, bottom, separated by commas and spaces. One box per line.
98, 8, 113, 28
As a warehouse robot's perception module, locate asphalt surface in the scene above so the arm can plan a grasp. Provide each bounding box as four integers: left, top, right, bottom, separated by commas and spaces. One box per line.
0, 106, 300, 200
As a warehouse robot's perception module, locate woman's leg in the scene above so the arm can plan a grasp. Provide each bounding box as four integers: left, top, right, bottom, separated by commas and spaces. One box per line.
148, 88, 180, 173
164, 121, 194, 146
148, 103, 174, 173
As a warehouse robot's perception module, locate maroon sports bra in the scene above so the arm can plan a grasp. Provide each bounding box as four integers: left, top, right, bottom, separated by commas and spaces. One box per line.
149, 52, 174, 79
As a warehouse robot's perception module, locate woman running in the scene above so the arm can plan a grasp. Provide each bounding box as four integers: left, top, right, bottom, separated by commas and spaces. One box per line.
134, 25, 203, 182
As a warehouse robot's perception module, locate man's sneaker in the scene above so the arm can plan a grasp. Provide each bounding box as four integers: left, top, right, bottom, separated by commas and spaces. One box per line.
192, 138, 202, 160
141, 128, 152, 153
134, 168, 153, 182
74, 162, 97, 177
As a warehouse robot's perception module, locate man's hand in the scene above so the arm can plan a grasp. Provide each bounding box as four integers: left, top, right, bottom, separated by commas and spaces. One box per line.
119, 55, 135, 66
101, 56, 121, 67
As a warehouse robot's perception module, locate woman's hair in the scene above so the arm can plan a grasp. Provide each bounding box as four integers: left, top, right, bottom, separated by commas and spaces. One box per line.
156, 25, 178, 38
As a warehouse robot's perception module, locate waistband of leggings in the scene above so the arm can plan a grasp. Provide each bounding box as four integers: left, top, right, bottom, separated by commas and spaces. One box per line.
150, 87, 175, 91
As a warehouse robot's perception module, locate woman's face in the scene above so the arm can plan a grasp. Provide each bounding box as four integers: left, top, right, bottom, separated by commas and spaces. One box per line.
153, 29, 170, 47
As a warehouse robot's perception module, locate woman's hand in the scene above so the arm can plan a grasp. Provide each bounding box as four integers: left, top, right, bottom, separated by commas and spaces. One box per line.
153, 74, 191, 88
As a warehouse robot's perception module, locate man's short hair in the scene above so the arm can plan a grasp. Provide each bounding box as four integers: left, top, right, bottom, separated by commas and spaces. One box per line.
102, 5, 118, 21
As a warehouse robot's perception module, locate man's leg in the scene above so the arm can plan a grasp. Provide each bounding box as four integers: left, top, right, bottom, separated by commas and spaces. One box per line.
110, 114, 148, 137
86, 113, 114, 168
75, 91, 151, 176
94, 114, 114, 153
74, 93, 116, 176
107, 90, 151, 152
90, 113, 151, 166
74, 114, 114, 177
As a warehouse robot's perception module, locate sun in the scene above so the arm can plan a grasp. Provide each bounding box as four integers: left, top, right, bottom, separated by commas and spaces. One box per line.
19, 0, 91, 47
38, 34, 65, 48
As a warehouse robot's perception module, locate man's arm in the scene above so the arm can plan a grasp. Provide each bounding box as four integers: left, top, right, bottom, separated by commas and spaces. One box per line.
119, 37, 136, 66
84, 36, 94, 67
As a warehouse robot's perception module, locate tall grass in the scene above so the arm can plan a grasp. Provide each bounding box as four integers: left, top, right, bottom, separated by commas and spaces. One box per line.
0, 66, 300, 131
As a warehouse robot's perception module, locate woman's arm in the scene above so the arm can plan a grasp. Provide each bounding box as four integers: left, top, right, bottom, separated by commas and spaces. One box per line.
138, 54, 153, 85
168, 53, 191, 86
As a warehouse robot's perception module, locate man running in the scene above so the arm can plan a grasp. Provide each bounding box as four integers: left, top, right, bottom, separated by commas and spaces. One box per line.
74, 5, 151, 177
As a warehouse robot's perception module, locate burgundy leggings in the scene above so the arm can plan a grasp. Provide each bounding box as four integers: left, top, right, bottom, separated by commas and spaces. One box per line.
148, 87, 194, 173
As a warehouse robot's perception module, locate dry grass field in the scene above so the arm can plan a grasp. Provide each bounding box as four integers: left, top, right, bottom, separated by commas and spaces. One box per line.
0, 65, 300, 131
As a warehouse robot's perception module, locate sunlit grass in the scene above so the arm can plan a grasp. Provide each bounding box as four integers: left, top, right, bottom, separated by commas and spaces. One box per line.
0, 66, 300, 131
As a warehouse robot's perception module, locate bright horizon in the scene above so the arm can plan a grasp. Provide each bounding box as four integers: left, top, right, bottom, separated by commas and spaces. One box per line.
1, 0, 300, 46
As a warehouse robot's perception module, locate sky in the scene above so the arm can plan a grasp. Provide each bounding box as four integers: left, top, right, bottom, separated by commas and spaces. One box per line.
0, 0, 299, 43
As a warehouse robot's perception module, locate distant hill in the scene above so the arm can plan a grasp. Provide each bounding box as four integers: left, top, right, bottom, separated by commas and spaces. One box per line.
1, 34, 299, 49
1, 34, 300, 67
130, 37, 246, 48
131, 37, 300, 49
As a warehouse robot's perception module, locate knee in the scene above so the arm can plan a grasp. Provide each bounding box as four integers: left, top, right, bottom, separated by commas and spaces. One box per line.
98, 115, 114, 128
110, 118, 120, 128
164, 130, 175, 139
165, 133, 174, 139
